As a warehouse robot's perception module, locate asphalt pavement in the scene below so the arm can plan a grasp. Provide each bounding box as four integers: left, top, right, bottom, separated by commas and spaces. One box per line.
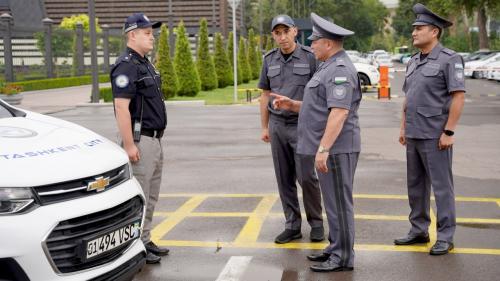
13, 64, 500, 281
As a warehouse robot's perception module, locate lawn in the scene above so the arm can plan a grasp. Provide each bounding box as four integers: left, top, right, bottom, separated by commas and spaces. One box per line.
169, 80, 261, 105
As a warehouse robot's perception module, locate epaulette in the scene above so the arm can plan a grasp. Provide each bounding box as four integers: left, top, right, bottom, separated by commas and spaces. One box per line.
300, 45, 313, 53
441, 48, 456, 55
336, 57, 347, 67
264, 48, 278, 57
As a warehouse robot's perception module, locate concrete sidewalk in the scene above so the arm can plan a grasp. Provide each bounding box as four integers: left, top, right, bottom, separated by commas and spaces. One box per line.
17, 83, 111, 114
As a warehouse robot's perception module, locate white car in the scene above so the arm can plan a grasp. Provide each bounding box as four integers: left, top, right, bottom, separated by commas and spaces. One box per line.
373, 50, 387, 57
374, 54, 394, 68
348, 54, 371, 64
464, 52, 500, 79
354, 62, 380, 91
483, 60, 500, 80
0, 99, 146, 281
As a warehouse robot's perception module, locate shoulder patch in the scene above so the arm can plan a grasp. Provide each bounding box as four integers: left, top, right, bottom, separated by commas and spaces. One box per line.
264, 48, 278, 57
442, 48, 456, 55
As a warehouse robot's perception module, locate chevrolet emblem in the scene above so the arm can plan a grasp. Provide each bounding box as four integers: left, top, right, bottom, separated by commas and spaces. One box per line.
87, 176, 110, 192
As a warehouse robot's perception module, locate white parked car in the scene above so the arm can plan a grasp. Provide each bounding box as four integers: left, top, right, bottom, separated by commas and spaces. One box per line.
0, 99, 146, 281
484, 60, 500, 80
374, 54, 393, 68
354, 62, 380, 91
464, 52, 500, 79
348, 54, 371, 64
372, 50, 387, 57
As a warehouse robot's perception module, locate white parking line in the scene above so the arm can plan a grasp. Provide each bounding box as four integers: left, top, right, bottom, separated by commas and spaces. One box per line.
215, 256, 253, 281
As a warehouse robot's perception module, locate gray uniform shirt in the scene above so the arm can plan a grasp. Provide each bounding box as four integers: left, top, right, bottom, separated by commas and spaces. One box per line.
403, 43, 466, 139
297, 50, 362, 155
258, 44, 317, 120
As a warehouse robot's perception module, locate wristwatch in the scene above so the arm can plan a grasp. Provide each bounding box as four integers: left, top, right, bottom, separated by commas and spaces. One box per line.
443, 129, 454, 136
318, 145, 329, 153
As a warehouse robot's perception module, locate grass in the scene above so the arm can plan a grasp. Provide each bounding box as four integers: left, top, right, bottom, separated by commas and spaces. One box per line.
169, 80, 261, 105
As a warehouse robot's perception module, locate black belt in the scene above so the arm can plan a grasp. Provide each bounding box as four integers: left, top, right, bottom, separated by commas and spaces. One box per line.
140, 129, 164, 138
269, 114, 298, 125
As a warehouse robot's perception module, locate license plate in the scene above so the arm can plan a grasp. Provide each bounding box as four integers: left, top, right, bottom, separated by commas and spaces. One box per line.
85, 221, 141, 260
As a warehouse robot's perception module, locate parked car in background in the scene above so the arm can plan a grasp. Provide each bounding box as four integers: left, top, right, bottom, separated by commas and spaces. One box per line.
484, 60, 500, 80
374, 54, 393, 67
464, 52, 500, 79
353, 62, 380, 91
465, 50, 496, 62
0, 99, 146, 281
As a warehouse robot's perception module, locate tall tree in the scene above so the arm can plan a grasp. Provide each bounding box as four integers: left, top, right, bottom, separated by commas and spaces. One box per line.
227, 32, 242, 84
239, 37, 252, 83
213, 32, 233, 88
247, 29, 260, 79
174, 21, 201, 96
196, 18, 218, 90
156, 24, 178, 99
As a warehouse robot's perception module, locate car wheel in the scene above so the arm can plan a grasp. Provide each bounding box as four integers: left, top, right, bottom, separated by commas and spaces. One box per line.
472, 71, 481, 79
358, 73, 370, 92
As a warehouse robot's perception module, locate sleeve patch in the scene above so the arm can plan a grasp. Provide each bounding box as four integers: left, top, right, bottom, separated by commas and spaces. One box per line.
334, 77, 348, 84
115, 75, 129, 88
333, 85, 347, 99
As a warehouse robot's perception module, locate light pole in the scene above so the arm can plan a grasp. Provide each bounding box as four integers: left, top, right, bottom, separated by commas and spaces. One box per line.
228, 0, 241, 103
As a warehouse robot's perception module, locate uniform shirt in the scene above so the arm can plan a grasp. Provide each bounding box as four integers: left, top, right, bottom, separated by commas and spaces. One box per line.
110, 47, 167, 130
403, 43, 465, 139
297, 50, 362, 155
258, 43, 317, 121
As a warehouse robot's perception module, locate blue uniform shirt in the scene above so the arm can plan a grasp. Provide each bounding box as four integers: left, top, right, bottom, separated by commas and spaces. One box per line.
110, 47, 167, 130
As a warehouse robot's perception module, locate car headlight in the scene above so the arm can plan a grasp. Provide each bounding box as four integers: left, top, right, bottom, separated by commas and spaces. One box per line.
0, 187, 36, 215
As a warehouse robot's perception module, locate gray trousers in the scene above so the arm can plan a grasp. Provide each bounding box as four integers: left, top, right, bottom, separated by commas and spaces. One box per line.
131, 136, 164, 244
269, 118, 323, 230
406, 138, 455, 242
318, 153, 358, 268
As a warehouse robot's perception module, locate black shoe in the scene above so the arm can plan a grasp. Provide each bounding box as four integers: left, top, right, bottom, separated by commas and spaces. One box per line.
274, 229, 302, 244
394, 234, 430, 245
145, 251, 161, 264
145, 241, 170, 256
310, 227, 325, 242
430, 240, 454, 255
307, 252, 330, 262
310, 258, 354, 272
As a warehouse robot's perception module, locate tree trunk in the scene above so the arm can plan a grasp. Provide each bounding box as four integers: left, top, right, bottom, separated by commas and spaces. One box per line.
462, 8, 473, 51
477, 7, 489, 50
448, 14, 457, 36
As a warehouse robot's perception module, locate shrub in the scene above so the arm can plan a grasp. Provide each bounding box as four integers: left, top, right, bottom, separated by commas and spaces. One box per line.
213, 32, 233, 88
196, 18, 218, 90
156, 24, 178, 99
174, 21, 201, 96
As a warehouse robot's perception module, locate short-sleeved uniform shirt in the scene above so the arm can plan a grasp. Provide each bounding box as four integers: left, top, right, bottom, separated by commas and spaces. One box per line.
403, 43, 465, 139
297, 50, 362, 156
110, 47, 167, 130
258, 44, 317, 121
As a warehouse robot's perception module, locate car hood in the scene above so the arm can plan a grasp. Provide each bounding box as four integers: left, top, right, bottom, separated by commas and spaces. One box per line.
0, 112, 128, 187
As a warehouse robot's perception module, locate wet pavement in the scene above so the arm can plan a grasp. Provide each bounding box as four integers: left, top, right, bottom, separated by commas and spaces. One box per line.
41, 69, 500, 281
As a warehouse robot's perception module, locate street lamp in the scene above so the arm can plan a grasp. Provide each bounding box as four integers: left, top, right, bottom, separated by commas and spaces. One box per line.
228, 0, 242, 103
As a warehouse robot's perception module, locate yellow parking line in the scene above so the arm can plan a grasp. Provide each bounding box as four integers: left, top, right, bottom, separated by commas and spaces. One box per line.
151, 195, 207, 242
457, 218, 500, 224
234, 195, 278, 243
429, 208, 437, 244
154, 240, 500, 255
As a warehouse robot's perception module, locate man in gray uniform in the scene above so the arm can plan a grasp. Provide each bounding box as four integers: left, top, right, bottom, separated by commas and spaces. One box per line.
258, 14, 324, 244
394, 3, 465, 255
272, 13, 361, 272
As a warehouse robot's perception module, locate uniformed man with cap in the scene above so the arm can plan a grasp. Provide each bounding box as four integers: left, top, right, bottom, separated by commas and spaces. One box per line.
394, 3, 465, 255
258, 14, 324, 244
110, 13, 170, 264
272, 12, 361, 272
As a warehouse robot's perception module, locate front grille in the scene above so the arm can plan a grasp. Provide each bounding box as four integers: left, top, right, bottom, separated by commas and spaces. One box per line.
89, 252, 146, 281
32, 164, 130, 205
45, 196, 143, 274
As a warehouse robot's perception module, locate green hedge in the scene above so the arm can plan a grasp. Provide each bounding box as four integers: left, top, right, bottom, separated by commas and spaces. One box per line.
8, 75, 110, 92
99, 87, 113, 102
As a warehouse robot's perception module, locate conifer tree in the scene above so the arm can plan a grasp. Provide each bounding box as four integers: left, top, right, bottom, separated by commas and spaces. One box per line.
155, 24, 178, 99
213, 32, 233, 88
247, 29, 260, 80
238, 37, 251, 83
196, 18, 218, 90
174, 21, 201, 96
227, 32, 242, 84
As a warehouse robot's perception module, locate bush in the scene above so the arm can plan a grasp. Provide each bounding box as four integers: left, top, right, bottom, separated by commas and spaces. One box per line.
99, 86, 113, 102
156, 25, 178, 99
174, 21, 201, 96
7, 75, 109, 92
213, 33, 233, 88
238, 37, 251, 83
247, 29, 260, 80
196, 18, 218, 90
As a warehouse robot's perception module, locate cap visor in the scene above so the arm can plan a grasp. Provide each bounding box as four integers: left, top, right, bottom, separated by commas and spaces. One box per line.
272, 23, 294, 31
412, 21, 430, 26
307, 34, 321, 41
152, 22, 162, 29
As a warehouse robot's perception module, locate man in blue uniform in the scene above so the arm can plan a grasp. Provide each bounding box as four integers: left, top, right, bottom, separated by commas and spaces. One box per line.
110, 13, 169, 264
272, 13, 361, 272
394, 3, 465, 255
258, 15, 324, 244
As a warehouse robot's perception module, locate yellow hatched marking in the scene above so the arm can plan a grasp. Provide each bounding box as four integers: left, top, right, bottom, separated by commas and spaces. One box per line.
234, 195, 278, 243
151, 195, 207, 242
154, 240, 500, 256
429, 208, 437, 245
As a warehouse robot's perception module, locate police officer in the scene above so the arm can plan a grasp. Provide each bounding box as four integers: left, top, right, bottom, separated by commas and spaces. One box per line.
394, 3, 465, 255
258, 14, 324, 244
110, 13, 170, 264
272, 13, 361, 272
